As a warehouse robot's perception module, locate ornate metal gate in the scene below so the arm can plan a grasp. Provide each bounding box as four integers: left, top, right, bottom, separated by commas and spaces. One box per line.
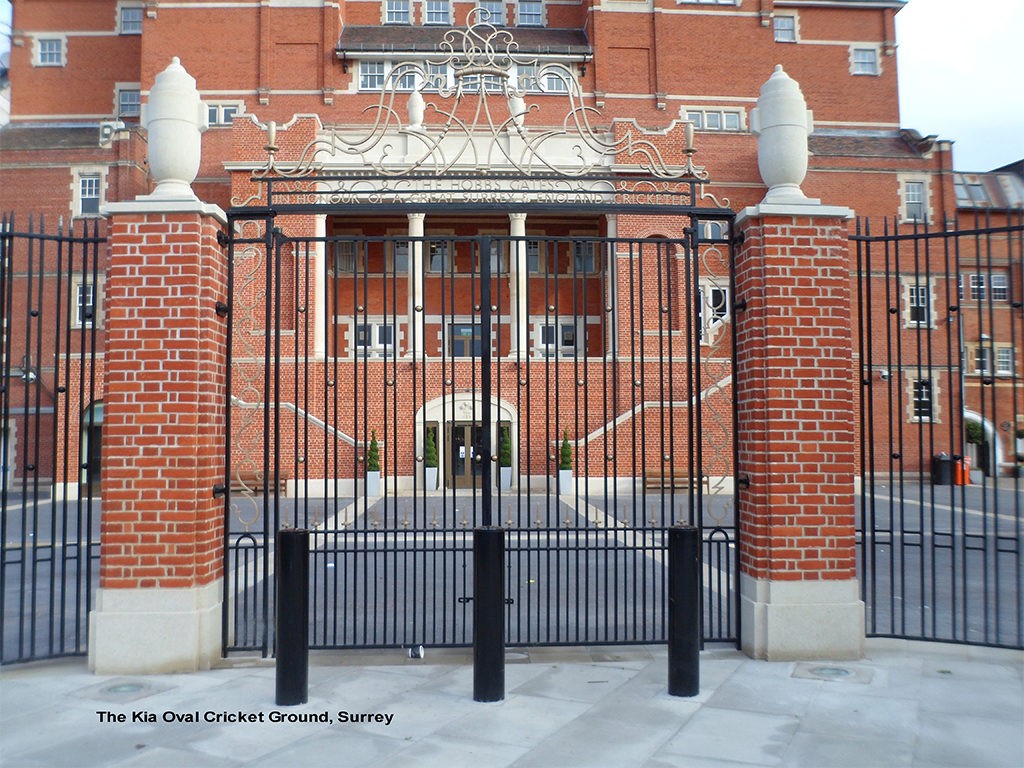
220, 17, 740, 656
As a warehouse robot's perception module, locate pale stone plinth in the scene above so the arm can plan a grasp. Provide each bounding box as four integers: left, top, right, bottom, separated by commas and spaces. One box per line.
740, 575, 865, 660
89, 580, 222, 674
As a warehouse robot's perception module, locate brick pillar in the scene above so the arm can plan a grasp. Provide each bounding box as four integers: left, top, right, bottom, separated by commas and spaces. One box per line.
734, 202, 864, 660
89, 201, 227, 673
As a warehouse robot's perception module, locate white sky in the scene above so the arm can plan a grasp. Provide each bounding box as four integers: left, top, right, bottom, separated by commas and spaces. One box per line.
1, 0, 1021, 172
896, 0, 1024, 172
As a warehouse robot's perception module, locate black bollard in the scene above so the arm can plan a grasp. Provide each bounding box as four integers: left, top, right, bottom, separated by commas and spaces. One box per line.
668, 524, 700, 696
275, 528, 309, 706
473, 526, 505, 702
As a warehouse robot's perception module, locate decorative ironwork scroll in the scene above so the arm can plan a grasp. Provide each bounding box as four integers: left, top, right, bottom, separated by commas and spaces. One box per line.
253, 12, 707, 182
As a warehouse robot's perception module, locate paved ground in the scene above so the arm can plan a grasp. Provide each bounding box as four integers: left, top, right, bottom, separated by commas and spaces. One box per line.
1, 639, 1021, 767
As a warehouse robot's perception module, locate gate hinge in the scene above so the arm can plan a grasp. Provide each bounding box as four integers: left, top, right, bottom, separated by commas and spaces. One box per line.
736, 476, 750, 489
213, 483, 227, 498
216, 230, 230, 248
733, 298, 747, 312
215, 301, 230, 318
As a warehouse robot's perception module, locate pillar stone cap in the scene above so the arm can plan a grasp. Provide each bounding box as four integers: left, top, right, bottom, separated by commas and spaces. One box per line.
102, 198, 227, 226
736, 201, 854, 228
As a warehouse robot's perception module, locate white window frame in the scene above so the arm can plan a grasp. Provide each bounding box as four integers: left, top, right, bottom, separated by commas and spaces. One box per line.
902, 178, 928, 223
332, 240, 365, 274
385, 0, 411, 24
115, 84, 142, 118
974, 346, 993, 376
850, 46, 880, 76
359, 61, 386, 91
71, 276, 104, 328
476, 0, 505, 25
391, 241, 410, 273
354, 320, 396, 355
118, 3, 144, 34
990, 273, 1009, 302
428, 241, 451, 273
697, 282, 729, 344
517, 0, 544, 26
571, 241, 599, 274
525, 240, 547, 274
207, 102, 244, 127
996, 347, 1015, 377
773, 14, 797, 43
534, 318, 582, 358
910, 377, 936, 423
72, 168, 106, 218
424, 0, 451, 25
448, 321, 487, 358
901, 277, 935, 328
34, 36, 67, 67
685, 108, 744, 132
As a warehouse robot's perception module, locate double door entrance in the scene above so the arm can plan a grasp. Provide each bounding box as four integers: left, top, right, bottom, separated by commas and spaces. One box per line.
444, 420, 511, 489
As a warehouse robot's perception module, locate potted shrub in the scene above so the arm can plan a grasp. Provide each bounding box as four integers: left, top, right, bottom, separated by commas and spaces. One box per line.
365, 430, 381, 496
558, 429, 573, 495
424, 428, 438, 490
498, 426, 513, 490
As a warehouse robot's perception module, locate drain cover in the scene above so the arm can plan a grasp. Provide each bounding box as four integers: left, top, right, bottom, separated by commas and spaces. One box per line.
792, 662, 873, 684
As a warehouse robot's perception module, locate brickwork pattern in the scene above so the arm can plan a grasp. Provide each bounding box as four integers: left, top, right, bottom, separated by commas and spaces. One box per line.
735, 213, 857, 582
100, 212, 227, 589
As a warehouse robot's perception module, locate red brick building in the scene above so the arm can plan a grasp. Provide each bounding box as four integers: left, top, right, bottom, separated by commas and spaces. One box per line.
1, 0, 1020, 492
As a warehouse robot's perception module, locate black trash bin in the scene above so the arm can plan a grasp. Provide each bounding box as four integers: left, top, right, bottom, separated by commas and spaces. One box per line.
932, 453, 953, 485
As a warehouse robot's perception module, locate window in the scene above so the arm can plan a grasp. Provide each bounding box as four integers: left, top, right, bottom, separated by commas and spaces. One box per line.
686, 109, 743, 131
476, 0, 505, 24
912, 379, 932, 421
907, 283, 930, 325
424, 63, 448, 92
537, 321, 579, 357
425, 0, 450, 24
333, 241, 362, 273
518, 0, 543, 26
360, 61, 385, 90
37, 38, 64, 66
72, 280, 102, 328
207, 103, 242, 126
428, 242, 450, 273
392, 242, 409, 273
967, 184, 989, 204
525, 241, 546, 273
851, 47, 879, 75
449, 323, 484, 357
117, 88, 141, 117
698, 284, 729, 340
968, 274, 986, 302
700, 221, 728, 241
904, 181, 926, 222
385, 0, 410, 23
78, 174, 102, 216
774, 16, 796, 43
974, 346, 992, 375
991, 274, 1008, 302
479, 241, 506, 274
119, 5, 144, 34
996, 348, 1015, 376
572, 241, 599, 273
391, 64, 417, 91
543, 68, 569, 93
355, 322, 394, 352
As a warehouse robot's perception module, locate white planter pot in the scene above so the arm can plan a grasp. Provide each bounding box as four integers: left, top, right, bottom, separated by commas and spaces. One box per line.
365, 470, 380, 497
424, 466, 438, 490
558, 469, 573, 495
499, 466, 512, 490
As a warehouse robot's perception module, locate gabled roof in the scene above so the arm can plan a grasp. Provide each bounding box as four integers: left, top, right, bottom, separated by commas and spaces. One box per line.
337, 26, 591, 57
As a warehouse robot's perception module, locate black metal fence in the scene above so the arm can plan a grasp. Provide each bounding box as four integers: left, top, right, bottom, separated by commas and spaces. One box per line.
223, 220, 739, 655
854, 214, 1023, 649
0, 215, 104, 664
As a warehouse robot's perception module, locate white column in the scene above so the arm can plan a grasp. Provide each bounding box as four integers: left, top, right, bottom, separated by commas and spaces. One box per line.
508, 212, 527, 357
408, 213, 425, 358
314, 213, 327, 359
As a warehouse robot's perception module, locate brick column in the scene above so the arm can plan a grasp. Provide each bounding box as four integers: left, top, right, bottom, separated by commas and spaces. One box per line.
89, 201, 227, 673
734, 202, 864, 660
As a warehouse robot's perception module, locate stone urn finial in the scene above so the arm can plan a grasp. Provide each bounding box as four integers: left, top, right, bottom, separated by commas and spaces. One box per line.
142, 57, 209, 200
750, 65, 814, 204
